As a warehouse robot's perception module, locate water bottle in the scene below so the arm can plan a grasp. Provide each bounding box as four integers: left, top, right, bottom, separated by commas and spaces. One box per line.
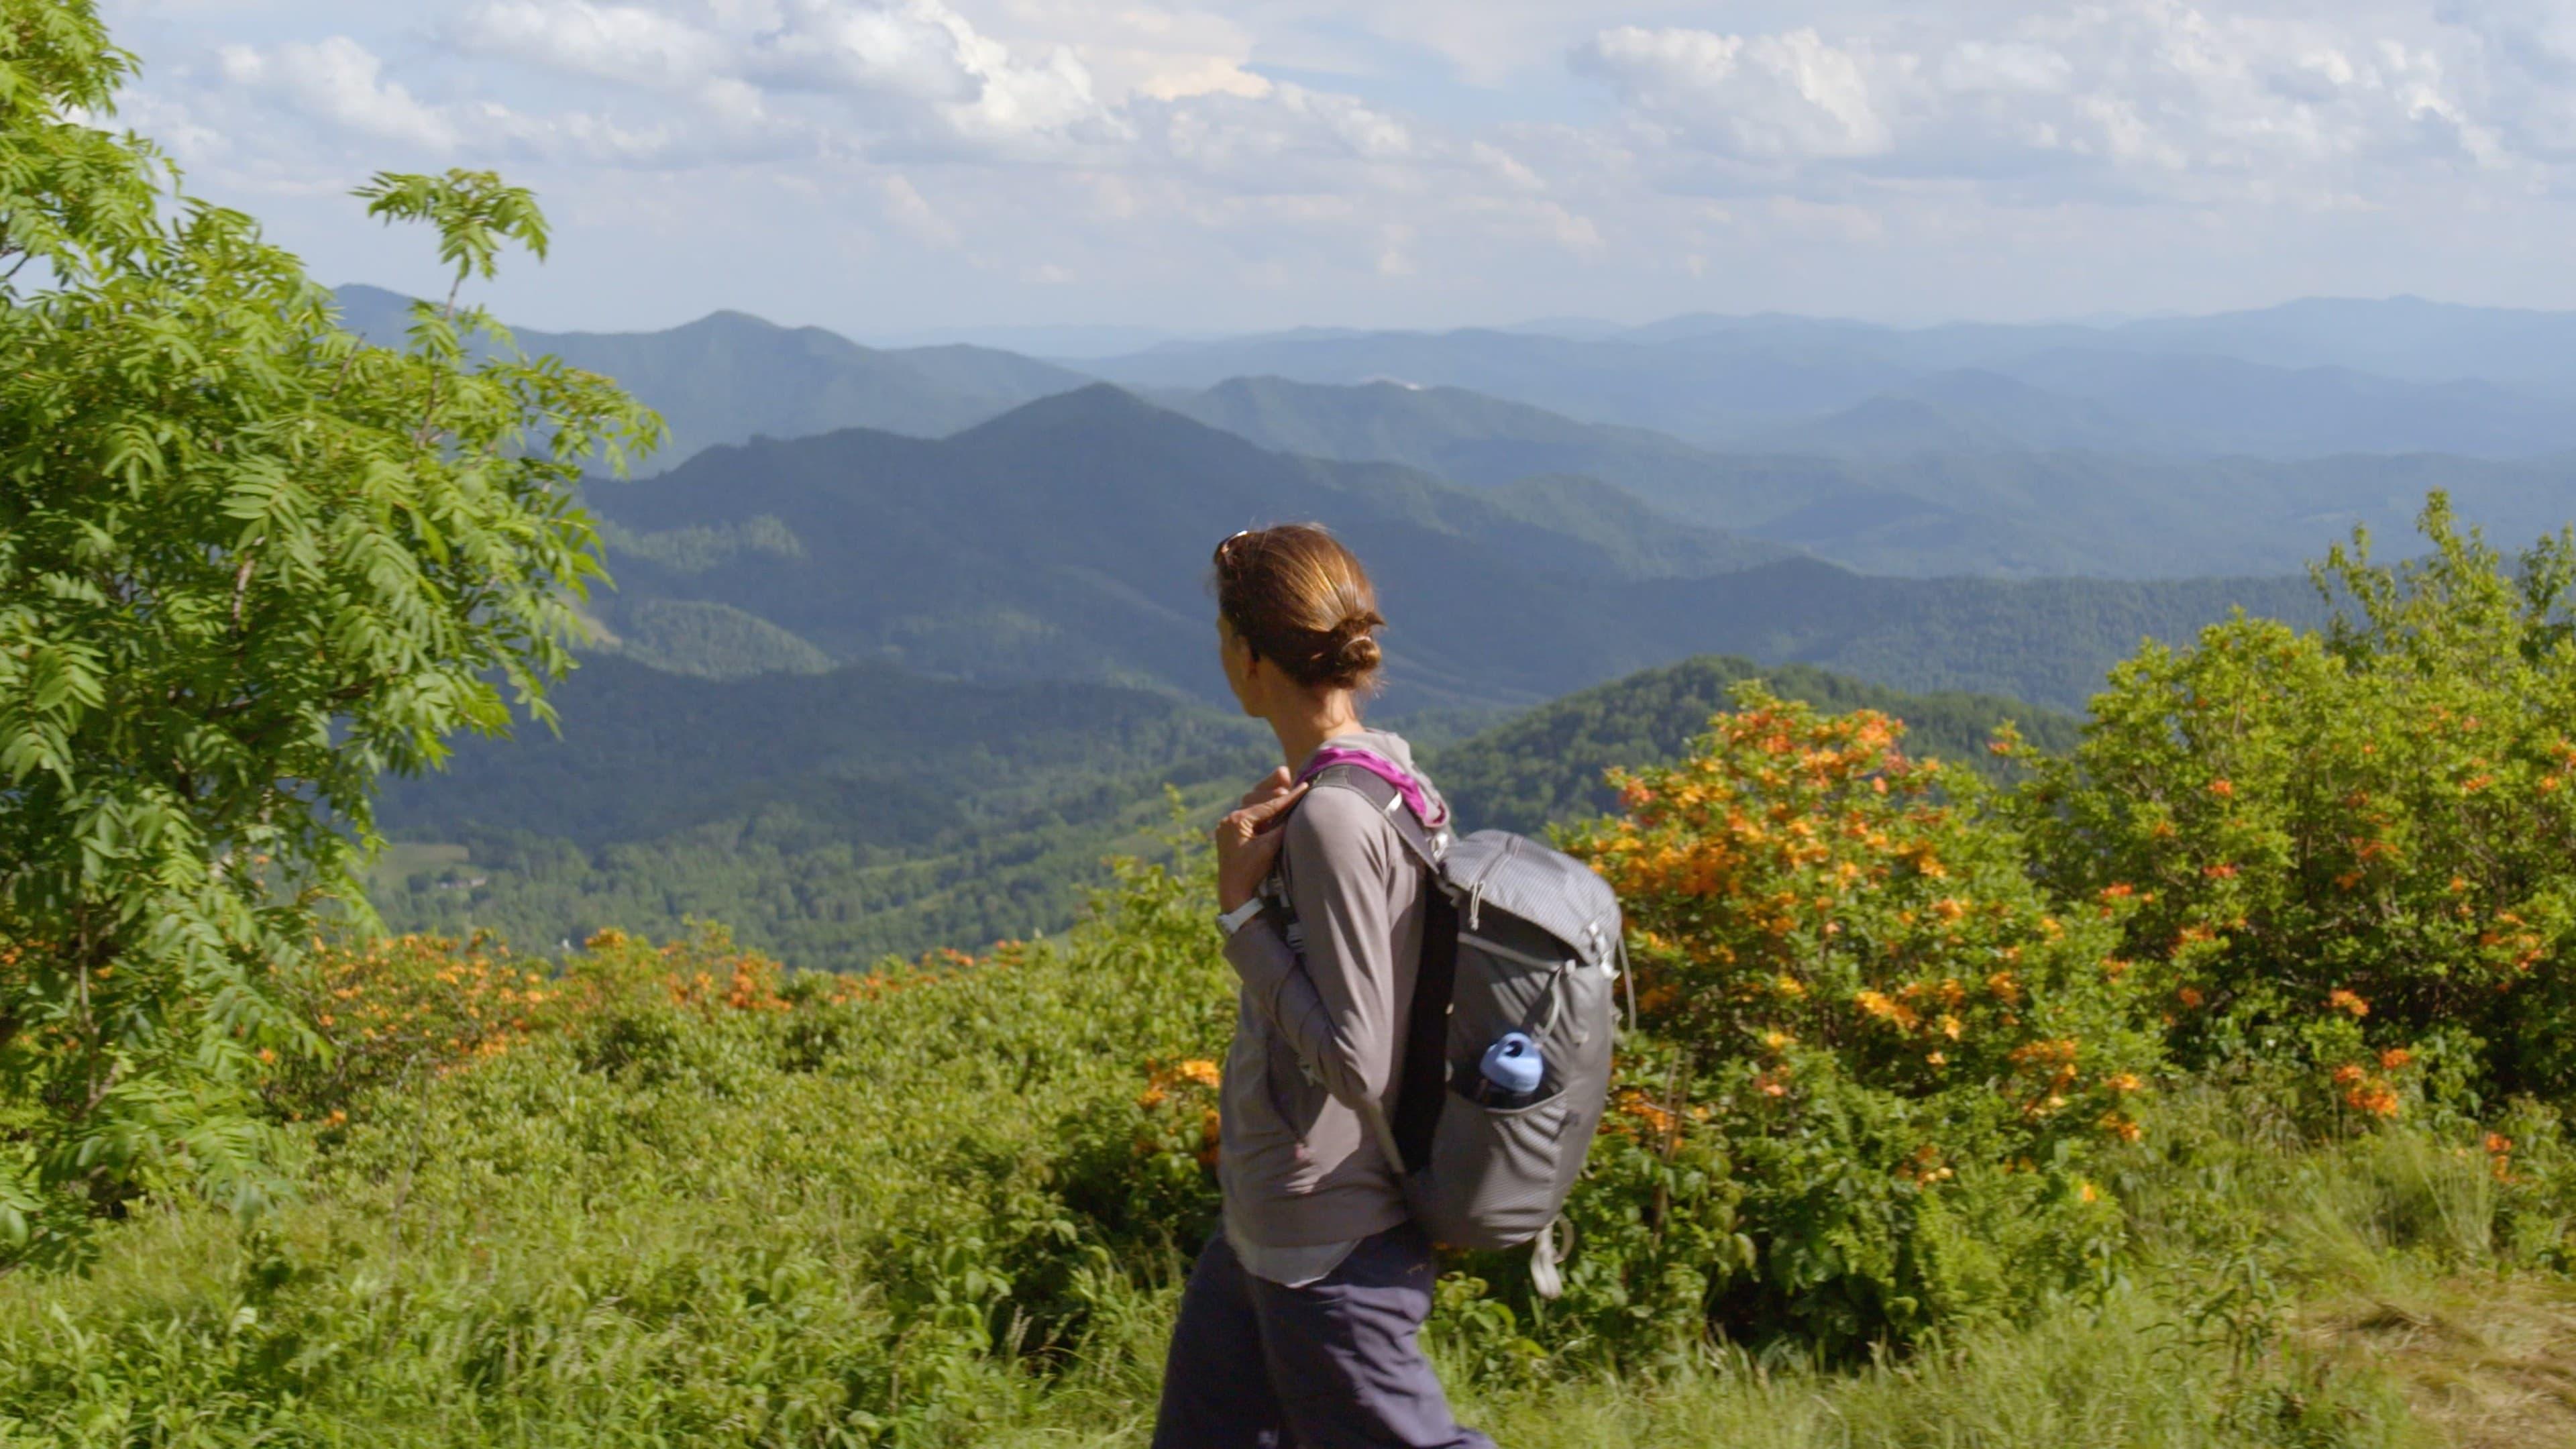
1471, 1031, 1545, 1108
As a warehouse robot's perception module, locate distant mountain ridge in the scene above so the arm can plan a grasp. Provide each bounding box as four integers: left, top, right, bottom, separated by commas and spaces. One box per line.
1091, 299, 2576, 459
1152, 374, 2576, 579
330, 286, 2576, 583
332, 284, 1091, 466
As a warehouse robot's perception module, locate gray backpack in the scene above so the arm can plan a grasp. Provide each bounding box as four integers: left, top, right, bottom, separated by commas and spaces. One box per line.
1267, 753, 1628, 1298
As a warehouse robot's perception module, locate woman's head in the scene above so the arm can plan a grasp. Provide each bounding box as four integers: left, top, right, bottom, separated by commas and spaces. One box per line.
1212, 524, 1385, 709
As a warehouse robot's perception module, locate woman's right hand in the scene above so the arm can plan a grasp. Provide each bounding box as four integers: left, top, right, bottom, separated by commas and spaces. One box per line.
1214, 768, 1307, 912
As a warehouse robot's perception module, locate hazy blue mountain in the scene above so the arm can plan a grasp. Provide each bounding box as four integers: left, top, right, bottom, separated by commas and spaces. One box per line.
866, 323, 1189, 358
1599, 298, 2576, 396
1475, 475, 1800, 576
1156, 375, 1815, 525
586, 384, 1796, 711
1144, 373, 2576, 579
1741, 370, 2157, 457
2109, 297, 2576, 394
1739, 393, 2031, 458
331, 284, 1093, 465
1496, 316, 1631, 339
581, 385, 2325, 712
1089, 327, 1905, 443
1742, 356, 2576, 460
1974, 350, 2576, 458
1727, 449, 2576, 580
1096, 299, 2576, 458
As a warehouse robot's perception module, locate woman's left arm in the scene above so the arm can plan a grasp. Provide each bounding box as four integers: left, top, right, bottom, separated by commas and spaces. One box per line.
1221, 790, 1407, 1110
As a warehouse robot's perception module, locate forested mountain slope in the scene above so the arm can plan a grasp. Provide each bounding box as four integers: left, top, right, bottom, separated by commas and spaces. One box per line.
585, 386, 2326, 712
377, 651, 2082, 966
376, 655, 1262, 850
373, 655, 1271, 966
1430, 655, 2082, 835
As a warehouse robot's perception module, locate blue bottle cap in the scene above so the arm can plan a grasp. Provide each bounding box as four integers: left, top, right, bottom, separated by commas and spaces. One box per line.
1480, 1031, 1544, 1095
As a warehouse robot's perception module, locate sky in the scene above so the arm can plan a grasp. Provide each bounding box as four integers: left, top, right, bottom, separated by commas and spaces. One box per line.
95, 1, 2576, 340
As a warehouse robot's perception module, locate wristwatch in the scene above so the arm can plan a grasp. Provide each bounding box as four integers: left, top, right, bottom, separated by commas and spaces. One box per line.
1216, 897, 1265, 939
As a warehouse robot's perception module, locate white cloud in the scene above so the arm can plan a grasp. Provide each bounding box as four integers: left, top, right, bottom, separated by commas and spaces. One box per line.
443, 0, 1136, 159
1572, 5, 2557, 205
1576, 25, 1896, 163
451, 1, 727, 92
979, 0, 1272, 103
89, 1, 2576, 331
217, 36, 462, 151
879, 171, 958, 243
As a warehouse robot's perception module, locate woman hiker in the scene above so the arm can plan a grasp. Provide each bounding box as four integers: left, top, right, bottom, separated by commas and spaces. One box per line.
1150, 523, 1498, 1449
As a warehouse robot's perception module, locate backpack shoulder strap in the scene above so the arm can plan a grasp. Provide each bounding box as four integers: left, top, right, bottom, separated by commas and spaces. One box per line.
1296, 761, 1449, 873
1267, 760, 1456, 1174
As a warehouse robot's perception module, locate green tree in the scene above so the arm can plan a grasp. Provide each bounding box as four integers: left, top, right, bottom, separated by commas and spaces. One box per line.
0, 3, 659, 1265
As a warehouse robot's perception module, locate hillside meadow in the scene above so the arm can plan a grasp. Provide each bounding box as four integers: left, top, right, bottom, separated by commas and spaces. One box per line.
11, 500, 2576, 1447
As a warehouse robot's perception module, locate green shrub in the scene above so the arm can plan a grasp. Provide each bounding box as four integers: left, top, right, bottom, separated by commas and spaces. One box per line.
2012, 494, 2576, 1103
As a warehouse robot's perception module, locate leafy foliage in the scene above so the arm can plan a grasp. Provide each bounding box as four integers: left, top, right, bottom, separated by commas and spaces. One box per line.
2013, 494, 2576, 1101
0, 3, 656, 1263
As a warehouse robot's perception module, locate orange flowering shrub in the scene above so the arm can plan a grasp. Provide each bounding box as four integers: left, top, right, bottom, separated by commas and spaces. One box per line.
264, 932, 561, 1122
2012, 496, 2576, 1102
1560, 686, 2159, 1352
268, 922, 977, 1121
1134, 1058, 1225, 1173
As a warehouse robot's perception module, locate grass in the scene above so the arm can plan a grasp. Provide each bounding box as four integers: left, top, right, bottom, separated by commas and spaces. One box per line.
3, 1079, 2549, 1446
979, 1283, 2420, 1448
2312, 1279, 2576, 1448
5, 877, 2571, 1448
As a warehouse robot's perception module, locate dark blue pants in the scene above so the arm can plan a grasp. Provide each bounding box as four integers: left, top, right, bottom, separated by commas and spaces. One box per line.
1150, 1222, 1499, 1449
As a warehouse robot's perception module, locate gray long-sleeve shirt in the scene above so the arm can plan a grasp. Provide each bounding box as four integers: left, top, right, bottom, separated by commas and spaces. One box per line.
1218, 729, 1438, 1258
